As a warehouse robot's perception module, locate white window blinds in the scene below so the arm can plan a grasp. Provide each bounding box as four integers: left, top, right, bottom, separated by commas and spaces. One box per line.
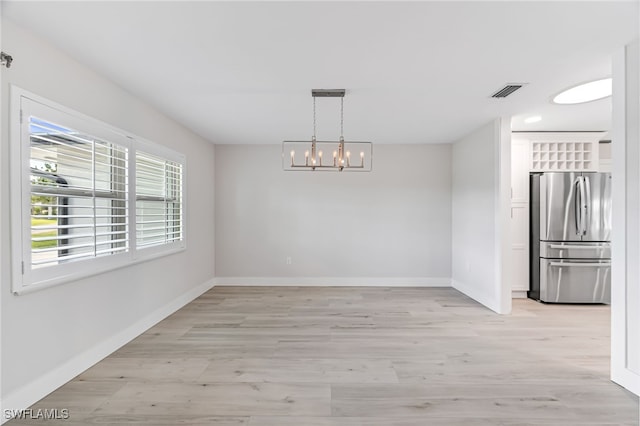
29, 116, 129, 269
135, 151, 183, 249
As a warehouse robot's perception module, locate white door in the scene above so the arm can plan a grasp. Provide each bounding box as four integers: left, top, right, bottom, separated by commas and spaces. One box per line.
510, 138, 529, 297
509, 205, 529, 295
511, 139, 529, 203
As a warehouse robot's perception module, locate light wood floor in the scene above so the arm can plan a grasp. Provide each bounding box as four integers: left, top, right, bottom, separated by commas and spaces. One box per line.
10, 287, 639, 425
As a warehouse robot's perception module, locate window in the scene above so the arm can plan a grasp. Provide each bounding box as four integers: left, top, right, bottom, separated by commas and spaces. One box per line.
12, 89, 186, 293
136, 150, 183, 251
29, 117, 129, 269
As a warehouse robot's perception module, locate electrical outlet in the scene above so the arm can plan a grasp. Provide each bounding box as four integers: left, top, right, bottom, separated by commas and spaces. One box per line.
286, 257, 292, 265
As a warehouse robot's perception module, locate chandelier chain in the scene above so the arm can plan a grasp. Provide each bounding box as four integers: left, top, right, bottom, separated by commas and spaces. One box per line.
313, 97, 317, 140
340, 97, 344, 139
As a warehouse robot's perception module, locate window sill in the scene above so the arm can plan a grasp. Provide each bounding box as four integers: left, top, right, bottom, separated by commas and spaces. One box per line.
13, 244, 186, 296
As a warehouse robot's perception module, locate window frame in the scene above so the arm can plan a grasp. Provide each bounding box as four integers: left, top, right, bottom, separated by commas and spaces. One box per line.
11, 87, 186, 295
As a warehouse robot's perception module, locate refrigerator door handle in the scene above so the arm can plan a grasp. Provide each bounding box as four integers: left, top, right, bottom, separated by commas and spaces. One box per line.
549, 261, 611, 267
583, 176, 591, 236
549, 243, 610, 250
574, 178, 583, 236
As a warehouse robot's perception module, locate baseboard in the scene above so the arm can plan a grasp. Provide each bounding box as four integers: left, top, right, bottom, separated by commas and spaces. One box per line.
1, 278, 215, 424
451, 279, 502, 314
213, 277, 452, 287
512, 290, 528, 299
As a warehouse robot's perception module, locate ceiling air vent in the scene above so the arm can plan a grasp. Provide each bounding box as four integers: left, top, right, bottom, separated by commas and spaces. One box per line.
491, 84, 526, 98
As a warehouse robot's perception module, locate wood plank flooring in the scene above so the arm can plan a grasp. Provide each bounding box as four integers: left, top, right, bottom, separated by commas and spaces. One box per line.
8, 287, 638, 425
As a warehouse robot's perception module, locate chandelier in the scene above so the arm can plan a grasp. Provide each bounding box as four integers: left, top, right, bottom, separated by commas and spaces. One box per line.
282, 89, 372, 172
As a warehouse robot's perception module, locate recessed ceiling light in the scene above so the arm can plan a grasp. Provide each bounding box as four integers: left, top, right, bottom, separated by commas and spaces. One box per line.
524, 115, 542, 124
552, 78, 612, 104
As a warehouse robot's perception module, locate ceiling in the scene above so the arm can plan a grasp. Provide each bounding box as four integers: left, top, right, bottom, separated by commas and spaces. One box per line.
3, 1, 638, 145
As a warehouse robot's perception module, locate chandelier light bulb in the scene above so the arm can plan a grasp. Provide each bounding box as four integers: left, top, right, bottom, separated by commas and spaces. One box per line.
360, 151, 364, 158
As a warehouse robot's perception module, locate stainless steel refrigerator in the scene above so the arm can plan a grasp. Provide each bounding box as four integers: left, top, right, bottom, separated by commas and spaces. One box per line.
529, 172, 612, 303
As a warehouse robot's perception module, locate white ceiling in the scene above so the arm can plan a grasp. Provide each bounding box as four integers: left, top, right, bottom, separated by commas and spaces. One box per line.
3, 1, 638, 144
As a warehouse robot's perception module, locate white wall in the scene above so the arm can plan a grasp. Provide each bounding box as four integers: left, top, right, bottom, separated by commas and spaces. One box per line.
0, 2, 4, 417
451, 119, 511, 314
611, 39, 640, 395
0, 20, 216, 413
215, 144, 452, 285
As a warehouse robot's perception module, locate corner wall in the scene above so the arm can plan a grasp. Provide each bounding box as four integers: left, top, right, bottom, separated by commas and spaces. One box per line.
0, 19, 216, 414
214, 144, 452, 285
451, 119, 511, 314
611, 38, 640, 395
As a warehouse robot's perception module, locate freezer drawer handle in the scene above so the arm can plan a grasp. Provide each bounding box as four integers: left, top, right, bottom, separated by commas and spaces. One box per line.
549, 244, 610, 250
549, 261, 611, 267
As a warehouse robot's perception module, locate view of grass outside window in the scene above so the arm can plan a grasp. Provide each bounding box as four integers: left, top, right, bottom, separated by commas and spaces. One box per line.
31, 218, 58, 249
31, 152, 61, 250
